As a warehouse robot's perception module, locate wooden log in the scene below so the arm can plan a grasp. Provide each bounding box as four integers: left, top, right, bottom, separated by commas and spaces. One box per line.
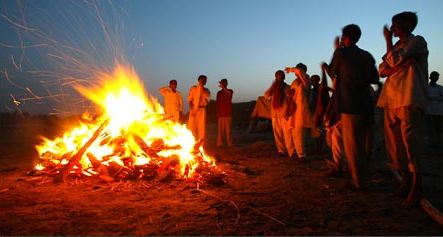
98, 174, 114, 183
132, 134, 159, 158
99, 135, 111, 146
86, 152, 101, 168
54, 118, 109, 183
135, 164, 159, 180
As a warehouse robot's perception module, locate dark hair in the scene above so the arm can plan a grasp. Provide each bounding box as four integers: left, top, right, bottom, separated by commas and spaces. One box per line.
198, 75, 207, 81
430, 71, 440, 79
220, 78, 228, 85
311, 74, 320, 83
272, 70, 286, 109
296, 63, 307, 73
169, 79, 177, 85
392, 11, 418, 34
275, 70, 285, 80
342, 24, 361, 44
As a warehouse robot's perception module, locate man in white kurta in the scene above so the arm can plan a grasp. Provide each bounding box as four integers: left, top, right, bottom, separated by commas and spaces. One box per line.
377, 12, 428, 206
264, 70, 293, 157
187, 75, 211, 142
159, 80, 183, 122
285, 63, 312, 160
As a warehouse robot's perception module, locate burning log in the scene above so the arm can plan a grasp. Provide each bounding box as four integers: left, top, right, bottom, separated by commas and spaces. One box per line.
152, 155, 180, 181
133, 164, 159, 180
98, 174, 114, 183
54, 119, 109, 183
132, 134, 159, 158
99, 134, 111, 146
86, 152, 101, 168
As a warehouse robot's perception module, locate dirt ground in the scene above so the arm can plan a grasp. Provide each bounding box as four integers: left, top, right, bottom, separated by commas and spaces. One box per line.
0, 116, 442, 235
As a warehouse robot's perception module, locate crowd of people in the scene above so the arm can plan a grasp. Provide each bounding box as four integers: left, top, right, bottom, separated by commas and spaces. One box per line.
158, 75, 234, 149
157, 11, 442, 207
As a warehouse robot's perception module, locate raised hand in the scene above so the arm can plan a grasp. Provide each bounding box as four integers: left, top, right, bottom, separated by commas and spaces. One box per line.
334, 36, 340, 49
383, 25, 392, 41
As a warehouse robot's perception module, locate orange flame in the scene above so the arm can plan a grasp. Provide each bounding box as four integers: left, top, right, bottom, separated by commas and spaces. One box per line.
35, 64, 216, 179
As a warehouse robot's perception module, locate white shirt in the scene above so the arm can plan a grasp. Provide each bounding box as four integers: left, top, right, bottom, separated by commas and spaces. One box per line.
159, 87, 183, 116
188, 85, 210, 110
377, 35, 429, 110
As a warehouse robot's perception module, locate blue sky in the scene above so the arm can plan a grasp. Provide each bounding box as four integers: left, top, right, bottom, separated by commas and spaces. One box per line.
1, 0, 443, 114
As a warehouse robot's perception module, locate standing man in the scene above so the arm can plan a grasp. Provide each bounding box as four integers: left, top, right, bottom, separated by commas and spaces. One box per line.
377, 12, 429, 207
322, 24, 379, 190
265, 70, 292, 158
285, 63, 312, 161
426, 71, 443, 148
159, 79, 183, 122
216, 78, 234, 148
187, 75, 211, 142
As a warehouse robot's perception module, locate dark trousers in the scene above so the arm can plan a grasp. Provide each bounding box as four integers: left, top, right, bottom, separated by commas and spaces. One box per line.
341, 113, 373, 188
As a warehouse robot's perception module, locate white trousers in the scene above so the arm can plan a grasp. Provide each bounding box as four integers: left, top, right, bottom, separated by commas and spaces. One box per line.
290, 126, 307, 158
271, 117, 292, 155
188, 108, 206, 142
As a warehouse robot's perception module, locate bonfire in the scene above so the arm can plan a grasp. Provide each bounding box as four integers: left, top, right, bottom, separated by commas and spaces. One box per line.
32, 65, 217, 182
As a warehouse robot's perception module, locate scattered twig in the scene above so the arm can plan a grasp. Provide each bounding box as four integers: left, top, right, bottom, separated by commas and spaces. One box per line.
421, 198, 443, 227
216, 215, 222, 232
16, 176, 43, 182
196, 188, 241, 225
141, 182, 152, 189
249, 207, 286, 226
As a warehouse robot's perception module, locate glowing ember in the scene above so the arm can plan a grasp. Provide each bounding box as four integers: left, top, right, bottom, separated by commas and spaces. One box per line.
34, 64, 216, 181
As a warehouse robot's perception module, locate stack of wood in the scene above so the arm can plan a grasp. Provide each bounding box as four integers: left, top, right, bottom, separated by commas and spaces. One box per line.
32, 119, 218, 184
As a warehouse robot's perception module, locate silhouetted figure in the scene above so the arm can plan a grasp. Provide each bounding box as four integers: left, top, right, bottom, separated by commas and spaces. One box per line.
426, 71, 443, 148
312, 70, 331, 155
377, 12, 428, 207
322, 24, 379, 190
309, 74, 321, 114
216, 78, 234, 148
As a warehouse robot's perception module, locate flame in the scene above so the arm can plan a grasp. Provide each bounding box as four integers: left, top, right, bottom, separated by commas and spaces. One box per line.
35, 64, 216, 179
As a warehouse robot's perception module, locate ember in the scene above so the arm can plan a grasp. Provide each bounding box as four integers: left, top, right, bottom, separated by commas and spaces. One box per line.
33, 64, 217, 182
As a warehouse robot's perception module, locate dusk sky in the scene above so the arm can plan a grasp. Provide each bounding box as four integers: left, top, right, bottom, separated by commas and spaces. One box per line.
1, 0, 443, 114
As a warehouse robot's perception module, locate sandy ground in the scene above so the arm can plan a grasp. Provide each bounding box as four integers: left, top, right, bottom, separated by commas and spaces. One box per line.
0, 117, 442, 235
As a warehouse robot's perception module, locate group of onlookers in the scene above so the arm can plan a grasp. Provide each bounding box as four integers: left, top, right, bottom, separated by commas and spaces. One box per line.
159, 75, 234, 149
265, 11, 442, 207
158, 11, 443, 207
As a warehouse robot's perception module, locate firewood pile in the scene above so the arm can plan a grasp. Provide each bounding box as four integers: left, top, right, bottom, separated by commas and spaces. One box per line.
31, 118, 221, 184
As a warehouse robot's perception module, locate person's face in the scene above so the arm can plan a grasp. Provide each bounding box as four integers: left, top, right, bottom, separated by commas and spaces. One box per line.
170, 83, 177, 90
199, 78, 207, 86
311, 76, 320, 86
340, 34, 351, 47
390, 19, 403, 37
275, 72, 283, 81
